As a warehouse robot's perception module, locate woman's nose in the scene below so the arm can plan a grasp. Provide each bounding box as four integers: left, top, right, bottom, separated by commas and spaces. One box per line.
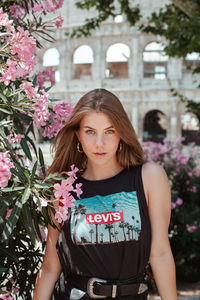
95, 134, 104, 146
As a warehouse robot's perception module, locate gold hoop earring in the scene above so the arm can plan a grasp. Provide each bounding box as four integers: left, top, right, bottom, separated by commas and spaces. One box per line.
77, 142, 83, 153
118, 142, 122, 152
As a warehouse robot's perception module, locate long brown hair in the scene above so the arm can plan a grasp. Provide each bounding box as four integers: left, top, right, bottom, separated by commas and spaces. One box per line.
47, 88, 144, 175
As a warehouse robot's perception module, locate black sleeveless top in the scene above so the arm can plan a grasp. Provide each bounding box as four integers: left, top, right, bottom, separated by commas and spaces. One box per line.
55, 165, 151, 299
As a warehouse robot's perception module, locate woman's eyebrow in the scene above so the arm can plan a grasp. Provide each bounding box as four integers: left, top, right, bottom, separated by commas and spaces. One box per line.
83, 125, 114, 129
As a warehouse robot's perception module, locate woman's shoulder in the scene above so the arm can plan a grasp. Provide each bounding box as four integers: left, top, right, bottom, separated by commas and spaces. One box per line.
141, 162, 169, 188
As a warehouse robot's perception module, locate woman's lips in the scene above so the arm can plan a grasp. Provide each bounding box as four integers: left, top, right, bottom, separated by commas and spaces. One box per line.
93, 152, 106, 156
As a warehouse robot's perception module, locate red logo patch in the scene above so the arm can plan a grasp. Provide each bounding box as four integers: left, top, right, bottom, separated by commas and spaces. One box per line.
86, 211, 124, 224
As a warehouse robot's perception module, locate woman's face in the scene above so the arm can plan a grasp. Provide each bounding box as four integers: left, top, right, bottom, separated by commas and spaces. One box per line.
76, 111, 121, 167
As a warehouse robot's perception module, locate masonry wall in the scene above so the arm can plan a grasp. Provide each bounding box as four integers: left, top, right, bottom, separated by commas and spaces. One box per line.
37, 0, 200, 143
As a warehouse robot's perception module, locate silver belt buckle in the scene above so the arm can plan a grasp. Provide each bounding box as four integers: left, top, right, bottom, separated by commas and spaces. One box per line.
138, 283, 148, 294
87, 277, 107, 299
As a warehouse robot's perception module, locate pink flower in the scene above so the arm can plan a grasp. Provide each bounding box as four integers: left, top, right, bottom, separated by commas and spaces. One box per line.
55, 15, 64, 28
9, 4, 25, 22
186, 180, 190, 185
187, 172, 192, 177
186, 225, 197, 233
179, 258, 185, 265
171, 202, 176, 210
75, 183, 83, 199
33, 3, 44, 13
44, 0, 64, 12
190, 253, 196, 260
192, 186, 197, 193
0, 8, 14, 33
20, 82, 38, 99
176, 198, 183, 206
0, 152, 13, 188
68, 164, 78, 180
39, 197, 49, 207
54, 180, 73, 199
33, 91, 50, 128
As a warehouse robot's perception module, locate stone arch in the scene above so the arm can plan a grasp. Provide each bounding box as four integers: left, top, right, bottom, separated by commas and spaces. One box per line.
72, 45, 94, 79
105, 43, 130, 78
181, 112, 200, 145
183, 52, 200, 73
143, 109, 168, 142
43, 47, 60, 83
143, 42, 168, 79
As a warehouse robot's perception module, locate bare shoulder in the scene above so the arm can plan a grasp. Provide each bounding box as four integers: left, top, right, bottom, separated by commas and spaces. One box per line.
142, 161, 169, 184
141, 162, 170, 205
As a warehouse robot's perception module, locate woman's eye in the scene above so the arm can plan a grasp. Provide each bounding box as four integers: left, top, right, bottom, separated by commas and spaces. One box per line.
106, 130, 114, 134
86, 130, 94, 134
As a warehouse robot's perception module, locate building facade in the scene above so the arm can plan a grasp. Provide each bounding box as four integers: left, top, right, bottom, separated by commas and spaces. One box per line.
37, 0, 200, 144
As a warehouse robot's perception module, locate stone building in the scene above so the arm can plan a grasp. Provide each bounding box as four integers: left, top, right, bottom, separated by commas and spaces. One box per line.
37, 0, 200, 144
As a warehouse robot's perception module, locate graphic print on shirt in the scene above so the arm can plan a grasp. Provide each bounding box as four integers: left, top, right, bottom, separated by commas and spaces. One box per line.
70, 191, 141, 245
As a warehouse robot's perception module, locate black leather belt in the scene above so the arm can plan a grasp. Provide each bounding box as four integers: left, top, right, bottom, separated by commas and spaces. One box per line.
68, 273, 148, 299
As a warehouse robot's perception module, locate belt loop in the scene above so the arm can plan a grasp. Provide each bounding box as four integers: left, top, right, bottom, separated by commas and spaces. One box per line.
111, 285, 117, 298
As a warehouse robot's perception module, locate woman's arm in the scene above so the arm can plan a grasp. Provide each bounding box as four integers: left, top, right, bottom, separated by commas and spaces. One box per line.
142, 162, 178, 300
33, 214, 62, 300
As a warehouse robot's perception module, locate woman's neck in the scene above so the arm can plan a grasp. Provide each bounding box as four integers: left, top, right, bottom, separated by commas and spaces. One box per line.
82, 162, 123, 181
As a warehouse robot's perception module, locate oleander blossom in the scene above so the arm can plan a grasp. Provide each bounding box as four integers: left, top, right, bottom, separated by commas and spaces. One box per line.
0, 152, 14, 188
42, 101, 73, 138
36, 68, 56, 89
9, 4, 26, 22
7, 133, 24, 144
33, 91, 50, 128
0, 9, 37, 85
44, 0, 64, 12
53, 165, 83, 223
55, 15, 64, 28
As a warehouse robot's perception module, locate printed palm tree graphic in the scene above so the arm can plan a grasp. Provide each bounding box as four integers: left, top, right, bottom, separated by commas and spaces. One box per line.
115, 231, 119, 242
135, 220, 140, 240
73, 204, 86, 243
132, 216, 136, 239
119, 221, 126, 241
100, 233, 104, 243
105, 223, 114, 242
95, 224, 99, 244
89, 229, 94, 243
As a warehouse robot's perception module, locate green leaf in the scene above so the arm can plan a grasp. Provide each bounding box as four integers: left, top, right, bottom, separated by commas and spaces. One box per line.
0, 195, 15, 224
1, 186, 25, 192
45, 86, 51, 92
43, 172, 59, 182
1, 198, 23, 241
20, 203, 36, 246
31, 161, 38, 182
26, 135, 37, 157
33, 75, 37, 88
34, 183, 52, 189
21, 186, 31, 204
39, 147, 46, 176
0, 268, 7, 275
0, 107, 12, 114
0, 92, 8, 102
20, 138, 32, 161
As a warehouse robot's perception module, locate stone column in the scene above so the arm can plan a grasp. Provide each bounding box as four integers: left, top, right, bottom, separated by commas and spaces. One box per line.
130, 36, 140, 88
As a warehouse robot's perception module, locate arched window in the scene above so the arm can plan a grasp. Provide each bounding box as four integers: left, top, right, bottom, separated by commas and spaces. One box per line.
73, 45, 94, 79
181, 112, 200, 145
43, 48, 60, 83
106, 43, 130, 78
143, 42, 168, 79
143, 110, 167, 142
183, 52, 200, 73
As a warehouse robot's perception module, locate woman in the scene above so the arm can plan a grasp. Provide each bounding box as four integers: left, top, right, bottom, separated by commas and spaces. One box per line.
33, 89, 177, 300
